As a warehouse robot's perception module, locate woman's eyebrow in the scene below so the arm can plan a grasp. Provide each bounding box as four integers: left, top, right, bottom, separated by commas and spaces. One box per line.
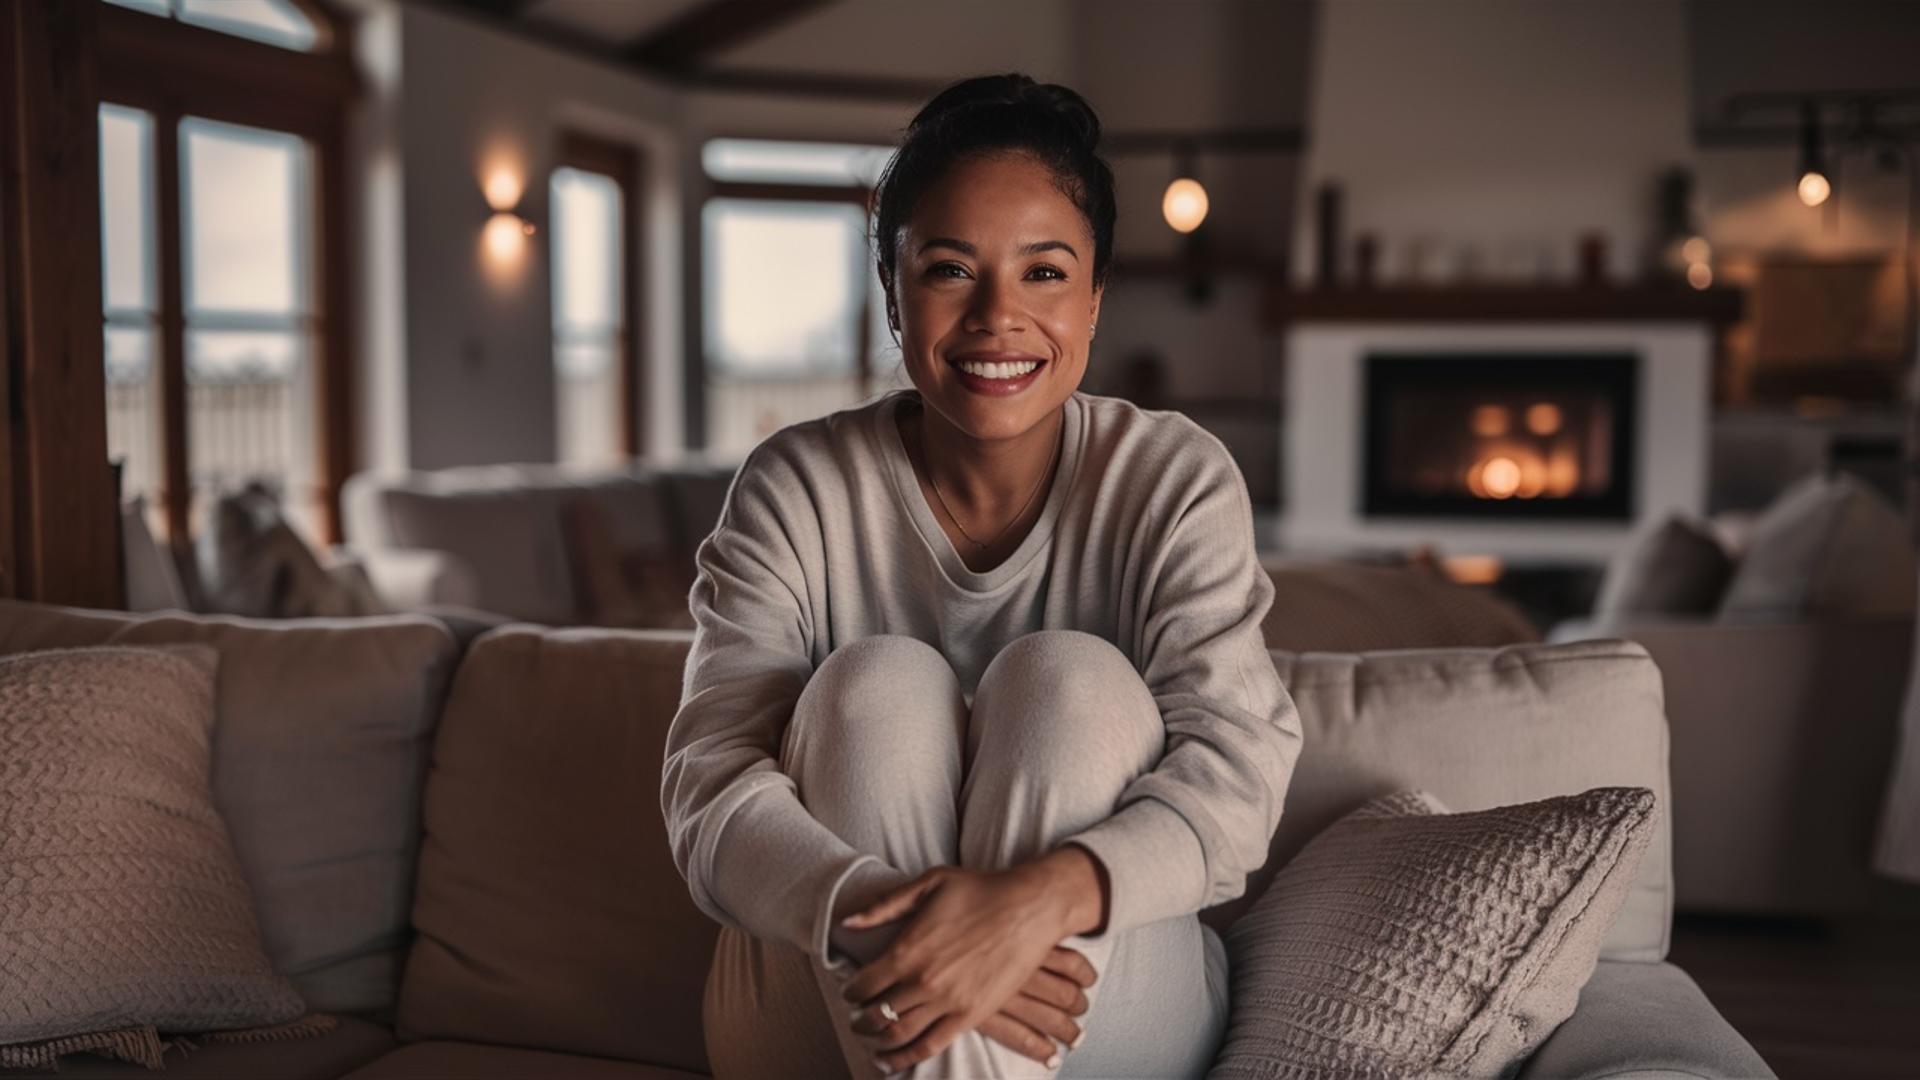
915, 238, 1081, 261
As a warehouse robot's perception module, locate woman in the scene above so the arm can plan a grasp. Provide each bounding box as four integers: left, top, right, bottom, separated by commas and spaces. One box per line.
662, 73, 1302, 1079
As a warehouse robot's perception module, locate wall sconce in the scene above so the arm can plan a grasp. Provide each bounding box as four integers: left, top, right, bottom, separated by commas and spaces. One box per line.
479, 164, 537, 272
1161, 141, 1209, 234
1797, 99, 1831, 208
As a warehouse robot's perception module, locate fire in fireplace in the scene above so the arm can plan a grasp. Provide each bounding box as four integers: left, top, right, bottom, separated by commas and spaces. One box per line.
1362, 352, 1638, 520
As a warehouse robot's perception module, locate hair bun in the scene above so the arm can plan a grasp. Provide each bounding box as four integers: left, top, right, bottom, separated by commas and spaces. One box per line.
910, 73, 1102, 153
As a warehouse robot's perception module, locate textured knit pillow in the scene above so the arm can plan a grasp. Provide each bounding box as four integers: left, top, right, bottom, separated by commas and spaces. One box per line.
1213, 787, 1658, 1079
0, 646, 319, 1070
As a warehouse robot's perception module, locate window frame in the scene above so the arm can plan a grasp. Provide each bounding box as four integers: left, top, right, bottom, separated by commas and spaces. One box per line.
95, 0, 358, 544
552, 130, 646, 460
690, 138, 888, 450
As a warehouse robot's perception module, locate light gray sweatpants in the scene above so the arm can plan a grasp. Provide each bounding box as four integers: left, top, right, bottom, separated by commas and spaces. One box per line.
702, 630, 1229, 1079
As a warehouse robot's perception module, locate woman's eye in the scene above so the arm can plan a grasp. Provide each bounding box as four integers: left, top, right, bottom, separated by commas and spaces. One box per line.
928, 263, 969, 280
1028, 265, 1066, 281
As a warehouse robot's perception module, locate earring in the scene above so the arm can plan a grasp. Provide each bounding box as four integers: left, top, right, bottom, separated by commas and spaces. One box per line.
1089, 322, 1097, 337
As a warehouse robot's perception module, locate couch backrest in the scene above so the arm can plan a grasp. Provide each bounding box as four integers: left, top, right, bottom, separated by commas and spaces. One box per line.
0, 599, 459, 1016
341, 465, 728, 625
398, 627, 1674, 1071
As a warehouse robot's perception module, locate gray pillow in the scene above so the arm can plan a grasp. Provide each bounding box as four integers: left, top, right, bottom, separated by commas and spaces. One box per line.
0, 646, 317, 1070
1213, 786, 1657, 1078
1719, 471, 1917, 621
1595, 515, 1733, 616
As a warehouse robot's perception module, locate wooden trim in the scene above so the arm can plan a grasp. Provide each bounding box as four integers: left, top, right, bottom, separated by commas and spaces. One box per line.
709, 179, 872, 205
685, 67, 943, 103
1, 0, 118, 606
627, 0, 833, 71
98, 3, 359, 123
154, 106, 190, 548
315, 115, 352, 543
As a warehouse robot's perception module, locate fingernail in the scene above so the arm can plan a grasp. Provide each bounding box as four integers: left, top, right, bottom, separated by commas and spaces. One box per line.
1046, 1051, 1063, 1069
1069, 1030, 1086, 1050
847, 1005, 864, 1023
871, 1055, 890, 1075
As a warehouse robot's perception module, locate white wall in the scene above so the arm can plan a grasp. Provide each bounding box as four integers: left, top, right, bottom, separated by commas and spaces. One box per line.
1295, 0, 1695, 285
389, 4, 685, 470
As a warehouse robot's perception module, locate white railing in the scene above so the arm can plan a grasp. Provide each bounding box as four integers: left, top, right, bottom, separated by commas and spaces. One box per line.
106, 372, 303, 502
706, 368, 912, 458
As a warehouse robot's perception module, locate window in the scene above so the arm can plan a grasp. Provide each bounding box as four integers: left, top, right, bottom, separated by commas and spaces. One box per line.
699, 138, 903, 457
103, 0, 321, 51
550, 134, 644, 466
96, 0, 355, 544
99, 106, 163, 521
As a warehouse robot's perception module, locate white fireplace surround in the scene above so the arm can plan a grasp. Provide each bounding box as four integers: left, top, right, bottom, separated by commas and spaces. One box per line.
1281, 322, 1712, 564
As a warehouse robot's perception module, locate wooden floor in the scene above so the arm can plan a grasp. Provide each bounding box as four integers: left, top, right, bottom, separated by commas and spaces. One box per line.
1669, 912, 1920, 1079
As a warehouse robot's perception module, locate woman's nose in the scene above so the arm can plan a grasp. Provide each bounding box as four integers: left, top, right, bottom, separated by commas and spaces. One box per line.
963, 274, 1025, 335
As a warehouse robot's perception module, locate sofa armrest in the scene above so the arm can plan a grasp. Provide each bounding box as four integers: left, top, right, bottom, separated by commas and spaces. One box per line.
1519, 961, 1772, 1079
1550, 616, 1913, 915
348, 546, 483, 613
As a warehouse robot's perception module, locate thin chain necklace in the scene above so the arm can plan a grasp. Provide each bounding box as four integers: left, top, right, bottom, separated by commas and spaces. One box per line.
920, 408, 1060, 551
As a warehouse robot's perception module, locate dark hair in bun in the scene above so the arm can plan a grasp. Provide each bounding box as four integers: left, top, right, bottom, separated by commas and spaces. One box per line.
872, 73, 1117, 306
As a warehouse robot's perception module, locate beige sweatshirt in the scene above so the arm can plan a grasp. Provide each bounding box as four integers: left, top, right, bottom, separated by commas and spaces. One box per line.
661, 387, 1302, 964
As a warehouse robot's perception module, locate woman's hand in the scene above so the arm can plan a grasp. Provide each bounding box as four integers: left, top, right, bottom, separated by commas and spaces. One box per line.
851, 946, 1096, 1066
838, 846, 1107, 1074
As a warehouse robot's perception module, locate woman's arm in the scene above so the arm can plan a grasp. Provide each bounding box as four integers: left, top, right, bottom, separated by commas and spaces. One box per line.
660, 437, 897, 966
1059, 428, 1304, 938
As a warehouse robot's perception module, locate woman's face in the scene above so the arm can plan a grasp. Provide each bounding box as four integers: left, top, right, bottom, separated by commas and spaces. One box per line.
886, 151, 1102, 444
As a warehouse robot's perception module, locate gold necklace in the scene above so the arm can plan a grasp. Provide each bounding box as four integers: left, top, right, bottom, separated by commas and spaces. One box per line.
920, 410, 1060, 551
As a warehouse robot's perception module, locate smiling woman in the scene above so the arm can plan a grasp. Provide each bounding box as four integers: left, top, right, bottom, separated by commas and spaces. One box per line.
664, 73, 1301, 1080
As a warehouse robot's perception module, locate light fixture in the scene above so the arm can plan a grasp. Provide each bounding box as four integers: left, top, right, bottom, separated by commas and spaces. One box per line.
1161, 141, 1209, 234
477, 160, 537, 275
1797, 99, 1831, 207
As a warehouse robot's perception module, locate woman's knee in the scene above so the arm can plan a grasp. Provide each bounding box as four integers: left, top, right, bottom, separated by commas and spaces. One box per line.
787, 634, 964, 764
970, 630, 1162, 763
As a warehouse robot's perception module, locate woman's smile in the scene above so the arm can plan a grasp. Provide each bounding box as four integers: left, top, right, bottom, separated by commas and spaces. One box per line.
948, 351, 1049, 396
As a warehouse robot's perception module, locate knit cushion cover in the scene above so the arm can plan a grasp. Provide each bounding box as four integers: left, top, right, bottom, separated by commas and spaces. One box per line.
0, 646, 319, 1070
1213, 786, 1658, 1078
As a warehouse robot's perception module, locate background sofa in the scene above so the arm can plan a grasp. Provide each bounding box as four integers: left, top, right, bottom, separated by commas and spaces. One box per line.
0, 598, 1769, 1078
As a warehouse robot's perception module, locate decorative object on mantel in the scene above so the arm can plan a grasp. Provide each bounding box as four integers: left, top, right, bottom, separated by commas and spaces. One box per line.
1646, 166, 1712, 291
1578, 232, 1608, 288
1354, 231, 1379, 289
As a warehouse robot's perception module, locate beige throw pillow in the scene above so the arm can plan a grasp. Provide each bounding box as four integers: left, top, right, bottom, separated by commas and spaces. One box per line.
0, 646, 317, 1070
1214, 786, 1657, 1079
1719, 471, 1917, 620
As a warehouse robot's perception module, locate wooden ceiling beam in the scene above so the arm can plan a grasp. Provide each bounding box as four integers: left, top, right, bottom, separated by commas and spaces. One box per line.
628, 0, 835, 72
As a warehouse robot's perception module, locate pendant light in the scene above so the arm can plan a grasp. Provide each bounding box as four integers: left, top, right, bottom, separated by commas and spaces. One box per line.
1797, 99, 1831, 207
1161, 141, 1209, 234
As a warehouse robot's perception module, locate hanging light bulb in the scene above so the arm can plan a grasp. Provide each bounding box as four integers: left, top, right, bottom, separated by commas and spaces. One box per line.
1797, 99, 1831, 207
1162, 141, 1209, 234
1163, 177, 1209, 233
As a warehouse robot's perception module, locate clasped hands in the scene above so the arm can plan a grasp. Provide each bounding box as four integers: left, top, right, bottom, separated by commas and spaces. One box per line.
839, 844, 1109, 1075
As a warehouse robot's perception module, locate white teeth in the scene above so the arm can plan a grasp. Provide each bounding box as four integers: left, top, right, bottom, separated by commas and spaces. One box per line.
956, 359, 1040, 379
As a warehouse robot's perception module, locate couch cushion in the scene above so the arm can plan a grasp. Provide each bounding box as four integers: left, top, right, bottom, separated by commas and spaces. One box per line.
1213, 788, 1657, 1078
0, 1015, 397, 1079
1199, 640, 1674, 963
343, 1042, 706, 1079
1260, 559, 1541, 651
1515, 961, 1773, 1079
395, 626, 717, 1074
0, 600, 460, 1014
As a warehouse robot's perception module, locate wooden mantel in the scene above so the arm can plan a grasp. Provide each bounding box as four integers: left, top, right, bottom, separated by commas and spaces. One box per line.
1264, 285, 1746, 328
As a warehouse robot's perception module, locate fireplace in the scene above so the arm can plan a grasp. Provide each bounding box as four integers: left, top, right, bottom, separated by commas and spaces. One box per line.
1362, 352, 1637, 520
1282, 321, 1709, 563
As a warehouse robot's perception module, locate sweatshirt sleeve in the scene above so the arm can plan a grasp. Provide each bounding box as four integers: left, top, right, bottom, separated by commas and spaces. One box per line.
1061, 429, 1303, 937
659, 437, 897, 968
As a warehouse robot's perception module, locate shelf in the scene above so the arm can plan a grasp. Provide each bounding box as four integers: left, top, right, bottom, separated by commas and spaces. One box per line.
1265, 284, 1746, 325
